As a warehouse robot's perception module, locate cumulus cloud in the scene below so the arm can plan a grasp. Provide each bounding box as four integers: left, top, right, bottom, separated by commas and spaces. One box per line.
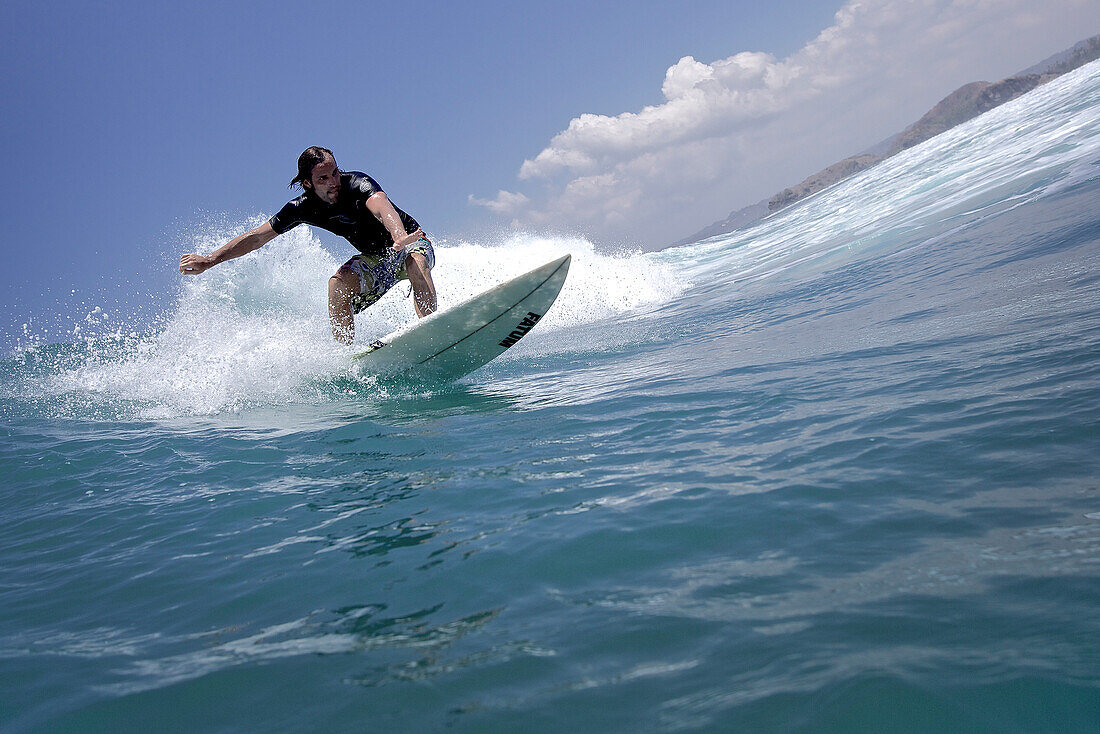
472, 0, 1100, 247
517, 49, 794, 182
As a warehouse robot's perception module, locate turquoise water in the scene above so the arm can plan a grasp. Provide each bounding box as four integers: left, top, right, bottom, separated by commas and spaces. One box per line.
3, 63, 1100, 732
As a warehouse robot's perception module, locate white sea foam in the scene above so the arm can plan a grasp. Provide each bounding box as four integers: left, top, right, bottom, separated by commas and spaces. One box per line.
32, 226, 684, 417
435, 232, 685, 330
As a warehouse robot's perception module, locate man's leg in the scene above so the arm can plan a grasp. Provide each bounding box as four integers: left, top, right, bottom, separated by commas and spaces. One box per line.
404, 252, 437, 318
328, 268, 360, 345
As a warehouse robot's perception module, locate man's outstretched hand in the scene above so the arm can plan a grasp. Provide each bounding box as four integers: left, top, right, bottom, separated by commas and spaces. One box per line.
179, 253, 214, 275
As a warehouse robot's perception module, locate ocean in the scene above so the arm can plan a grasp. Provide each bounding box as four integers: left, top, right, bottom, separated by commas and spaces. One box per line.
2, 61, 1099, 733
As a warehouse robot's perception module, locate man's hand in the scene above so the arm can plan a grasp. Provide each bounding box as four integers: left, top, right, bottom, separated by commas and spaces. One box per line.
178, 223, 279, 276
179, 253, 215, 275
392, 229, 425, 251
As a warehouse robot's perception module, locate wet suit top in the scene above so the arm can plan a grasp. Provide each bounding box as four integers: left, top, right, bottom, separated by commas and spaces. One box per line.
268, 171, 420, 257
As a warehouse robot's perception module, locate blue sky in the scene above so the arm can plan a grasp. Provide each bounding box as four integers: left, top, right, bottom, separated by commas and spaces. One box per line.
2, 0, 1098, 348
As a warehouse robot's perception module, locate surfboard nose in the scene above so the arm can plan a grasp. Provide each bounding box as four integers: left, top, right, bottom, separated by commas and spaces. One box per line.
539, 253, 571, 279
515, 253, 571, 292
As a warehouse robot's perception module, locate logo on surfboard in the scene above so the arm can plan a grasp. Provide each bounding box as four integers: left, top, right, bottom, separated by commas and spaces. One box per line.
499, 312, 543, 348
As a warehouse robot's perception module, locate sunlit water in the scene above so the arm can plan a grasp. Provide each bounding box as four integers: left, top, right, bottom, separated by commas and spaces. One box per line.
2, 62, 1099, 733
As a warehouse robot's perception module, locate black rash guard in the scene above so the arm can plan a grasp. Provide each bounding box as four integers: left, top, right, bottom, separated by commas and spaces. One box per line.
268, 171, 420, 257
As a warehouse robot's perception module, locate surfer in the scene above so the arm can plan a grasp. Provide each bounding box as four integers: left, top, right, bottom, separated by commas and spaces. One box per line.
178, 146, 437, 345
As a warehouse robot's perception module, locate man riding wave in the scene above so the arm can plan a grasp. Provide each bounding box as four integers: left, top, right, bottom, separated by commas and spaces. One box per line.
179, 147, 437, 344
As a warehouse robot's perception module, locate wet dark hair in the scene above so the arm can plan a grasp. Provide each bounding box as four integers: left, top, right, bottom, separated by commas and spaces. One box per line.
290, 146, 337, 189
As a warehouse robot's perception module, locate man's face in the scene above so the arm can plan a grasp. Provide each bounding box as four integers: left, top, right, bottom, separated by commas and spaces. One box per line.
307, 156, 341, 204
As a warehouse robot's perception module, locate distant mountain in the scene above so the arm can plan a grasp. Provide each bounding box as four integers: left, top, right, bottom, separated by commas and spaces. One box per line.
884, 74, 1055, 154
766, 154, 883, 213
675, 34, 1100, 247
677, 200, 770, 244
1019, 34, 1100, 76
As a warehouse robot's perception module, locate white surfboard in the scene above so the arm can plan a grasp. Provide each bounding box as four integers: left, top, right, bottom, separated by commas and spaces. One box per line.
353, 254, 571, 380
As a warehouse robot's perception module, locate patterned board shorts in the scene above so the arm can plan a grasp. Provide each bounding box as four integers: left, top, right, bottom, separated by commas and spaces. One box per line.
340, 238, 436, 314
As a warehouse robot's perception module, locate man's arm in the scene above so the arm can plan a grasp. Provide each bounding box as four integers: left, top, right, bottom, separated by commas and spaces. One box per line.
365, 192, 423, 250
179, 222, 280, 275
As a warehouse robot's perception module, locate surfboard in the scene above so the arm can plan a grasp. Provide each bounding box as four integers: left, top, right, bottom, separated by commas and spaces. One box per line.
353, 253, 571, 380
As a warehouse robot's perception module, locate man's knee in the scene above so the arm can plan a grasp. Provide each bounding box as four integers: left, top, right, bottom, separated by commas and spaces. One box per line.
329, 270, 359, 299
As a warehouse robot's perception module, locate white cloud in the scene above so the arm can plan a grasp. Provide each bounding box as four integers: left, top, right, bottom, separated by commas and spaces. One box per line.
517, 50, 798, 183
467, 189, 530, 214
473, 0, 1100, 247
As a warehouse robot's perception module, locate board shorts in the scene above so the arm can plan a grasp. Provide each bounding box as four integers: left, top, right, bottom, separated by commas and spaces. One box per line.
340, 238, 436, 314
